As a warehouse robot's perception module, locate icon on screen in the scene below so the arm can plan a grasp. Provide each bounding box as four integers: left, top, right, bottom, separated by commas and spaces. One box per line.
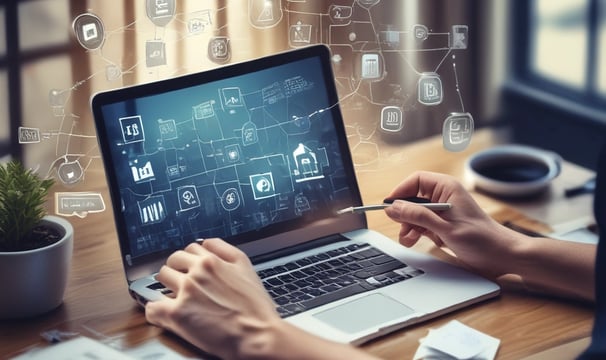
250, 173, 276, 200
120, 116, 145, 144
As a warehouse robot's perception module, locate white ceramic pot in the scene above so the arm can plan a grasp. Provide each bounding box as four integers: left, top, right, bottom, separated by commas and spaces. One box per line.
465, 144, 562, 197
0, 215, 73, 319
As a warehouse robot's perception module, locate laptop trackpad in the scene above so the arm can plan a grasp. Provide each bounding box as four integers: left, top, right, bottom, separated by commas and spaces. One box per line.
312, 293, 414, 334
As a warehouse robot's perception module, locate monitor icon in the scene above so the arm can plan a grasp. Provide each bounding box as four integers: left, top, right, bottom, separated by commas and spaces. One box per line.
442, 112, 474, 152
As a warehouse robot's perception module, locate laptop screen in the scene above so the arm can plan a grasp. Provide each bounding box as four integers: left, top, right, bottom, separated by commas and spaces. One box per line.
92, 45, 363, 266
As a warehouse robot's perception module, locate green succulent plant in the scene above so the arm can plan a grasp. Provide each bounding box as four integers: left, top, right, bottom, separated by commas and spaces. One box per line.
0, 161, 55, 251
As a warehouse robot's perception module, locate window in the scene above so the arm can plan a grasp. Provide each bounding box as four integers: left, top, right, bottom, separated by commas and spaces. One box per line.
507, 0, 606, 170
530, 0, 588, 89
523, 0, 606, 102
0, 0, 71, 162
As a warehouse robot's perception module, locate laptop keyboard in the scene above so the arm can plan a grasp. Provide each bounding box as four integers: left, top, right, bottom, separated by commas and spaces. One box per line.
256, 243, 424, 318
147, 242, 424, 318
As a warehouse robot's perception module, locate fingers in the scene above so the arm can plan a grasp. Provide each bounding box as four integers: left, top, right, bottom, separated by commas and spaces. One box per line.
145, 296, 176, 328
166, 250, 200, 273
201, 237, 249, 264
155, 264, 183, 292
385, 199, 449, 233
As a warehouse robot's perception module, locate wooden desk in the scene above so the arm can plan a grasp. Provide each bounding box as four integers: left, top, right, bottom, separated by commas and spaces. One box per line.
0, 128, 595, 359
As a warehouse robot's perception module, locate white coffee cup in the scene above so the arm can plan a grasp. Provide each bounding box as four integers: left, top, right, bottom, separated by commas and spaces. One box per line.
465, 144, 562, 197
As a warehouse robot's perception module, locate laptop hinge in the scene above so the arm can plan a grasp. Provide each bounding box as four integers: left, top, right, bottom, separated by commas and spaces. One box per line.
249, 233, 349, 265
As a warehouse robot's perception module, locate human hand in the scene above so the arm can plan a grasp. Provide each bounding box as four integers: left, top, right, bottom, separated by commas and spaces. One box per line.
383, 171, 521, 278
144, 238, 280, 359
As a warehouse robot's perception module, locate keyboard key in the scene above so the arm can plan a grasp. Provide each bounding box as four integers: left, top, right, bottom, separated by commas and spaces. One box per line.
353, 261, 406, 279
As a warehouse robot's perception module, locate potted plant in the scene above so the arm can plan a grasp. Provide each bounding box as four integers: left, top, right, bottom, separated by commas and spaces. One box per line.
0, 160, 73, 319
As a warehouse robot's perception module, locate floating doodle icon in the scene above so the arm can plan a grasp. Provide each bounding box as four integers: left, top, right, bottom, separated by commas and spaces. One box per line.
146, 0, 176, 27
412, 24, 429, 41
146, 40, 167, 67
208, 36, 231, 64
418, 72, 443, 106
18, 127, 41, 144
55, 192, 106, 218
57, 159, 84, 185
249, 0, 283, 29
359, 53, 383, 80
328, 5, 352, 25
105, 65, 122, 81
49, 89, 69, 108
443, 112, 474, 152
356, 0, 380, 9
451, 25, 469, 49
380, 106, 404, 132
72, 13, 105, 50
289, 21, 312, 47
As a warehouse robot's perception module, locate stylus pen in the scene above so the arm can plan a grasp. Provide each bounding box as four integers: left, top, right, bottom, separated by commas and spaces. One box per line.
336, 197, 452, 215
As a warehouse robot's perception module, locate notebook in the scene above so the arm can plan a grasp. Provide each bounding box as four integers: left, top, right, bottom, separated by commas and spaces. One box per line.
91, 44, 499, 345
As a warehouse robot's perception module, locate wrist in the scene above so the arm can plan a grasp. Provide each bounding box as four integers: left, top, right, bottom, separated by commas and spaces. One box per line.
234, 316, 290, 360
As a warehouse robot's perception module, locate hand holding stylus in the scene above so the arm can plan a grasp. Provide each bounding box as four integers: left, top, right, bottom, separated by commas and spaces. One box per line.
336, 196, 452, 215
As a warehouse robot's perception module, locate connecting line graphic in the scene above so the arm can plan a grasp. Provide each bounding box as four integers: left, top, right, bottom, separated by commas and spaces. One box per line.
452, 58, 465, 113
24, 1, 473, 223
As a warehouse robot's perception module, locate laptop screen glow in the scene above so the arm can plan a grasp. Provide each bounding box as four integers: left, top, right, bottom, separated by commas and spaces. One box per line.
94, 47, 361, 264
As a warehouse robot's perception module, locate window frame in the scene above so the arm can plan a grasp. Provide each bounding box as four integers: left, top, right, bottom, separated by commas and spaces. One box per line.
511, 0, 606, 109
504, 0, 606, 171
1, 0, 73, 162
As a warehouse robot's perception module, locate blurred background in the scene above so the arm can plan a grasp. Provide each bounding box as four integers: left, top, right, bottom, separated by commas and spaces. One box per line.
1, 0, 605, 205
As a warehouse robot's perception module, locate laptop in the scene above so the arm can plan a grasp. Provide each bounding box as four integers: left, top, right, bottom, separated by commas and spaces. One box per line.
91, 44, 499, 345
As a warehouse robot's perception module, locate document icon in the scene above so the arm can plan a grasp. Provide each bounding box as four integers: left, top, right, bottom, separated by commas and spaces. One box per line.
380, 106, 404, 132
442, 112, 474, 152
418, 72, 443, 106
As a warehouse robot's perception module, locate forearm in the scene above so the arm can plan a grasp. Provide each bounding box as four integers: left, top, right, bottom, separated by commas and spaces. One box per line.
237, 318, 379, 360
509, 233, 596, 302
